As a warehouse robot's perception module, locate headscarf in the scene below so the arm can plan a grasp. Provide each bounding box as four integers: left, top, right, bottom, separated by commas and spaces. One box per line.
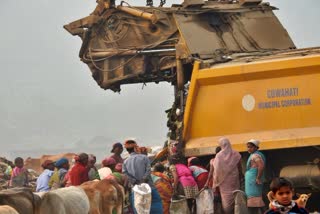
55, 158, 69, 168
213, 137, 241, 188
77, 153, 89, 164
247, 139, 260, 149
88, 154, 96, 163
124, 140, 138, 149
41, 160, 54, 169
136, 146, 148, 154
102, 157, 116, 167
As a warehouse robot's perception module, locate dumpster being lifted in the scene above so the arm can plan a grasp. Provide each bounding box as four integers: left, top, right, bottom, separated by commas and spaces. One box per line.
64, 0, 294, 92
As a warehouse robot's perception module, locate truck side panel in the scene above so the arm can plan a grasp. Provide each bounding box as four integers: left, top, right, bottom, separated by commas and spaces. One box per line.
183, 53, 320, 156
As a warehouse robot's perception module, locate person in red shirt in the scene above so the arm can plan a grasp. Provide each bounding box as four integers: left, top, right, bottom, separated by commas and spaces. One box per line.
69, 153, 89, 186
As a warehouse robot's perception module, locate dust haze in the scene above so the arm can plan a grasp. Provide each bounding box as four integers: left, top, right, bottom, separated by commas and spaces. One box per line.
0, 0, 319, 161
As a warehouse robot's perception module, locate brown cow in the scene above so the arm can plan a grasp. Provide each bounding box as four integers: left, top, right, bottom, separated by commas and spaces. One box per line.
40, 153, 76, 163
81, 179, 124, 214
40, 153, 76, 168
24, 158, 41, 173
0, 187, 41, 214
0, 205, 19, 214
25, 153, 76, 173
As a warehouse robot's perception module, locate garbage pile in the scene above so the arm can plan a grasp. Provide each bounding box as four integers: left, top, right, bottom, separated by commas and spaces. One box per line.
0, 157, 39, 191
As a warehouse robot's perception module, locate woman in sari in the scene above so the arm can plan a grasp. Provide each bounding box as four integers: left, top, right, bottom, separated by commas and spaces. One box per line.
88, 154, 100, 180
212, 137, 242, 214
151, 163, 173, 214
104, 158, 128, 187
204, 146, 222, 213
169, 154, 198, 213
245, 139, 266, 214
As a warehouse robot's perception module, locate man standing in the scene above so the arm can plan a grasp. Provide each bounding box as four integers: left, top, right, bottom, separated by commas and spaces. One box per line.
109, 142, 124, 164
123, 140, 163, 214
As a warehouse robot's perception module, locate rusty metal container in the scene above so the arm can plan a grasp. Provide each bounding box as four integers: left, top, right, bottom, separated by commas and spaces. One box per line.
280, 164, 320, 190
64, 0, 294, 92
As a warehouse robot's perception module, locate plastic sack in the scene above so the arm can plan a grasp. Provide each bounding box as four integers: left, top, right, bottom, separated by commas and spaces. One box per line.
169, 195, 190, 214
196, 189, 214, 214
132, 183, 152, 214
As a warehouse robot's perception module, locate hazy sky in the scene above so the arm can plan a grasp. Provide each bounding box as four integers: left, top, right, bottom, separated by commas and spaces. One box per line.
1, 0, 319, 160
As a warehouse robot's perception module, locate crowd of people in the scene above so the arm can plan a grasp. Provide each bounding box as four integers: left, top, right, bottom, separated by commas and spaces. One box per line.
2, 137, 310, 214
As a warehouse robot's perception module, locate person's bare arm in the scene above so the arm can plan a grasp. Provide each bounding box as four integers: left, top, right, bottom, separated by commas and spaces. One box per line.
205, 160, 214, 188
170, 166, 179, 193
238, 160, 243, 178
255, 156, 264, 184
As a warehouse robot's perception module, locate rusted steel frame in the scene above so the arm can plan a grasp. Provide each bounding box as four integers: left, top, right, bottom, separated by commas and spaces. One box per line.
117, 5, 158, 24
87, 48, 176, 59
63, 15, 101, 36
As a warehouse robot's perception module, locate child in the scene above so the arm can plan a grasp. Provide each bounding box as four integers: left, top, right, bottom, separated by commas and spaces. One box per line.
265, 177, 309, 214
9, 157, 29, 187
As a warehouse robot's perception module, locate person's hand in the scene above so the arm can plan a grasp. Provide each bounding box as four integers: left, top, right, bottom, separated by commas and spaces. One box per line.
256, 178, 262, 185
204, 182, 209, 189
133, 180, 141, 186
173, 186, 178, 195
172, 193, 180, 200
143, 178, 149, 183
131, 180, 141, 188
240, 175, 245, 184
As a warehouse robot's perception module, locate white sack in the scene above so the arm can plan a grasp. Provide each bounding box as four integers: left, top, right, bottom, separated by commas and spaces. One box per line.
133, 183, 152, 214
196, 189, 214, 214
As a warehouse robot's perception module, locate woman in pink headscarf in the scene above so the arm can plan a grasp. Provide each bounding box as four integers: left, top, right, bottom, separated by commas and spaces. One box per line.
213, 137, 242, 214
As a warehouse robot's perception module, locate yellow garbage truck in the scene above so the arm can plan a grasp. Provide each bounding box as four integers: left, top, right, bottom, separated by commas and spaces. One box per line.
65, 0, 320, 209
182, 47, 320, 208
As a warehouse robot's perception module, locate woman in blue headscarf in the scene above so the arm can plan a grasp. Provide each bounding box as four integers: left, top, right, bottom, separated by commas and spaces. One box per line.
49, 158, 70, 189
245, 139, 266, 214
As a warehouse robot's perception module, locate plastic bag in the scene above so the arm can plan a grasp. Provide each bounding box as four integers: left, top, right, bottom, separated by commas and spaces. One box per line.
132, 183, 152, 214
169, 195, 190, 214
196, 189, 214, 214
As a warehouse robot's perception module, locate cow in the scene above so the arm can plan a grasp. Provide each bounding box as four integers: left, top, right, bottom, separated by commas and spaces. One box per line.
25, 153, 76, 173
81, 179, 124, 214
38, 186, 90, 214
0, 205, 19, 214
24, 157, 42, 173
39, 153, 76, 165
0, 187, 41, 214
